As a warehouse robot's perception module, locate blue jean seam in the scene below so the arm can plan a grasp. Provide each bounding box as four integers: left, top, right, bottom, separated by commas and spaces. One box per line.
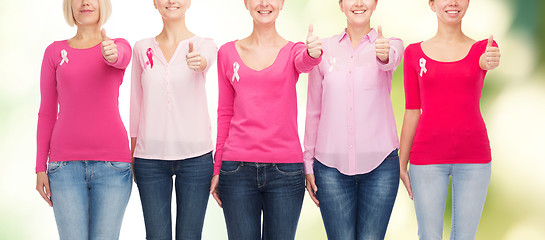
451, 166, 456, 240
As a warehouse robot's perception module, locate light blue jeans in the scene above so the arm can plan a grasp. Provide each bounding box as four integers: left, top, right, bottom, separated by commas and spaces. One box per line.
409, 162, 491, 240
48, 160, 133, 240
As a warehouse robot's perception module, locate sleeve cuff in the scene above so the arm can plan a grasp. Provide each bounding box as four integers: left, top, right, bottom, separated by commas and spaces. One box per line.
303, 49, 323, 67
376, 47, 397, 71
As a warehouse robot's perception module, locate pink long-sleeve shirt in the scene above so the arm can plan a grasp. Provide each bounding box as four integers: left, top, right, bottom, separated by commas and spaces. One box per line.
303, 29, 404, 175
214, 41, 322, 175
36, 39, 132, 173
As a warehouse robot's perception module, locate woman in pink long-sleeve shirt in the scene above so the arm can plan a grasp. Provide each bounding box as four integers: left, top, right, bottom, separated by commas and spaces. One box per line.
400, 0, 501, 239
35, 0, 132, 239
303, 0, 403, 239
208, 0, 322, 239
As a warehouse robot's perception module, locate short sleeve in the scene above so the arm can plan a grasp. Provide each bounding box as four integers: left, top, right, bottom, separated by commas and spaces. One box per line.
403, 44, 422, 109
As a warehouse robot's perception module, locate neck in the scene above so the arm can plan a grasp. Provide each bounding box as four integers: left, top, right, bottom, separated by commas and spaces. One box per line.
158, 18, 192, 42
74, 24, 101, 41
248, 21, 281, 46
434, 20, 466, 43
346, 22, 371, 45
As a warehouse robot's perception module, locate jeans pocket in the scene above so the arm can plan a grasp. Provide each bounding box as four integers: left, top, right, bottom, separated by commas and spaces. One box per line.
220, 161, 241, 175
274, 163, 304, 176
106, 161, 132, 172
47, 161, 64, 174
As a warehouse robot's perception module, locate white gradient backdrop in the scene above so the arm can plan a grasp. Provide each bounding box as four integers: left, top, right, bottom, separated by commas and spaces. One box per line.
1, 0, 544, 239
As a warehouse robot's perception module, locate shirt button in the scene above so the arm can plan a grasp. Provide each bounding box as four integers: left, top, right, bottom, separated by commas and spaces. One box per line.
349, 107, 352, 111
349, 71, 352, 74
349, 145, 353, 148
350, 55, 353, 59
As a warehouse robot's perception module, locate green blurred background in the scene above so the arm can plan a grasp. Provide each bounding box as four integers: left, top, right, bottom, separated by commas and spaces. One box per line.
1, 0, 544, 239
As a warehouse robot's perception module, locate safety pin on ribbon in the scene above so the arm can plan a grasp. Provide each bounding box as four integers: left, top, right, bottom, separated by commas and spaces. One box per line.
328, 57, 336, 72
419, 58, 427, 77
232, 62, 240, 82
60, 49, 69, 66
146, 48, 154, 69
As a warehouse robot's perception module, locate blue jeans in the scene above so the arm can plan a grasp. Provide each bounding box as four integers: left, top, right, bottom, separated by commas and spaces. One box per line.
219, 161, 305, 240
47, 160, 133, 240
134, 152, 213, 240
314, 149, 400, 240
409, 162, 491, 240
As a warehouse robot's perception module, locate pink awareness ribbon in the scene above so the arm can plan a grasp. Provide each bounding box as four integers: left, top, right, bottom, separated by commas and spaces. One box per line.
60, 49, 69, 65
232, 62, 240, 82
419, 58, 427, 77
146, 48, 154, 68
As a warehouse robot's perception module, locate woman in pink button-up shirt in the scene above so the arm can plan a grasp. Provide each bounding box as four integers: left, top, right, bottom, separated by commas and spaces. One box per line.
303, 0, 404, 239
130, 0, 217, 239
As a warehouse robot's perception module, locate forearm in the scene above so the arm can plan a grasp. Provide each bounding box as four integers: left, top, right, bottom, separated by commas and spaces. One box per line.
399, 109, 421, 171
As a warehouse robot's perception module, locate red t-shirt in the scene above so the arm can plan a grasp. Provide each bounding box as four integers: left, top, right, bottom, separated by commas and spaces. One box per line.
403, 39, 496, 165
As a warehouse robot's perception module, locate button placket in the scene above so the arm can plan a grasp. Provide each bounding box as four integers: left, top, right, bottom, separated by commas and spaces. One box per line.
165, 66, 172, 111
347, 49, 356, 171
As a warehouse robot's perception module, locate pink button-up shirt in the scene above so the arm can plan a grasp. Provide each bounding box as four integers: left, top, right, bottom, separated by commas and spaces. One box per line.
303, 29, 404, 175
130, 36, 217, 160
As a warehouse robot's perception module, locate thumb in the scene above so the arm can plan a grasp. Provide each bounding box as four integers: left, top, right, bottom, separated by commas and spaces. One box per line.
308, 24, 314, 38
45, 182, 51, 198
487, 35, 494, 47
377, 25, 383, 38
188, 42, 194, 53
101, 28, 109, 41
312, 179, 318, 193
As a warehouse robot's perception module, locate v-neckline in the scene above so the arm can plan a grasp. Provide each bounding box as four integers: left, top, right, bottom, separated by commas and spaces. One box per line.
153, 35, 197, 65
232, 41, 292, 72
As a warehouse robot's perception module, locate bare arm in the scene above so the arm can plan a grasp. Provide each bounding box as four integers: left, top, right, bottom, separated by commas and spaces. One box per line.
399, 109, 421, 199
130, 137, 137, 182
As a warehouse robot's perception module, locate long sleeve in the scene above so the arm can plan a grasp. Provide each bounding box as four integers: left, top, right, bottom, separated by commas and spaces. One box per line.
303, 63, 324, 174
36, 45, 58, 172
377, 38, 404, 72
294, 43, 322, 74
214, 48, 235, 175
200, 38, 218, 74
105, 38, 132, 70
403, 45, 421, 109
130, 44, 143, 138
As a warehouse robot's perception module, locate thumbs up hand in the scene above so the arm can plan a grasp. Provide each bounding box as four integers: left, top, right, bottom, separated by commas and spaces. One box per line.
101, 28, 118, 63
375, 25, 390, 63
306, 24, 322, 59
186, 41, 207, 72
481, 35, 500, 70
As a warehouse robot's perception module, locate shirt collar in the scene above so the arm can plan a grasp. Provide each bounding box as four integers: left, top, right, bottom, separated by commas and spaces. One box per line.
337, 28, 379, 44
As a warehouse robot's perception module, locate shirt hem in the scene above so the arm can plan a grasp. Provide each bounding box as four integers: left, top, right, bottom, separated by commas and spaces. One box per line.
134, 148, 213, 161
222, 151, 303, 163
410, 158, 492, 165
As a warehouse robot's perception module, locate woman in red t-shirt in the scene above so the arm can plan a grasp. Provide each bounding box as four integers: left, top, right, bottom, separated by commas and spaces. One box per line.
399, 0, 501, 239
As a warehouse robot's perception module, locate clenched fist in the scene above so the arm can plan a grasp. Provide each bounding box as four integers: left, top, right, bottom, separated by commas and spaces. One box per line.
306, 24, 322, 59
101, 29, 118, 63
375, 25, 390, 63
